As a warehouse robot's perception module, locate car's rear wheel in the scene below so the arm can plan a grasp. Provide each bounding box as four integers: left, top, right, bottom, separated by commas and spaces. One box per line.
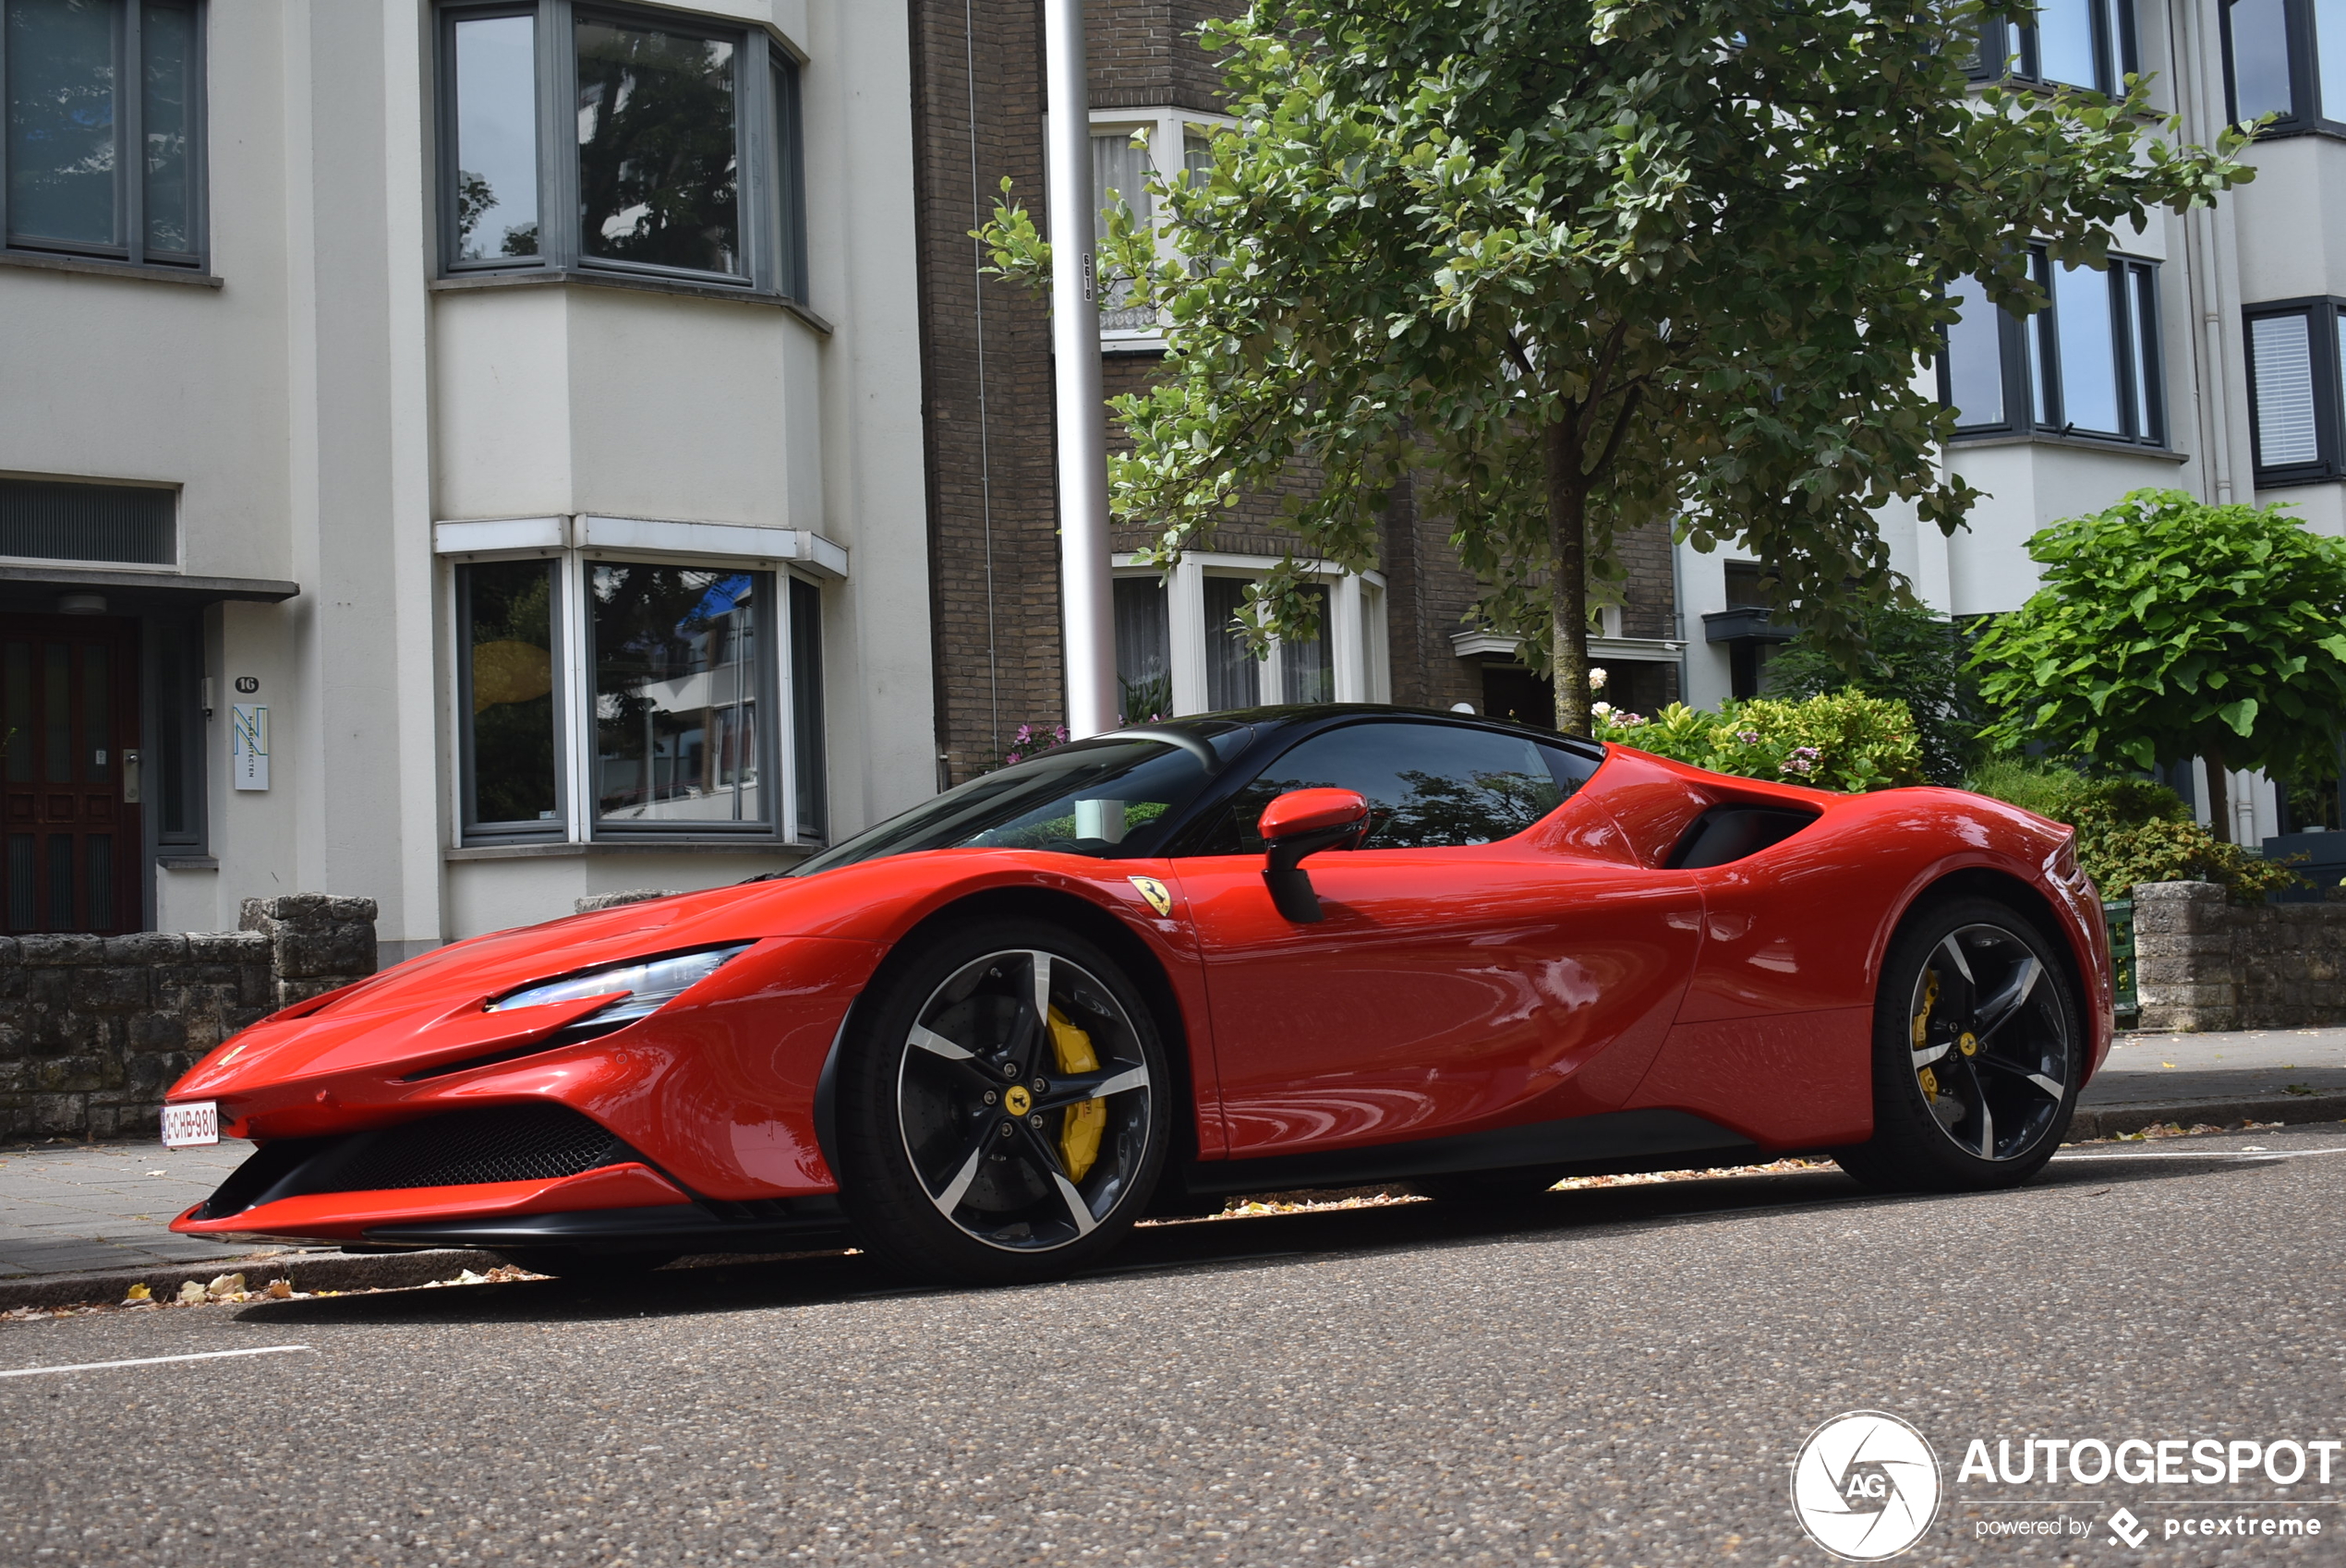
1835, 897, 2083, 1192
836, 921, 1170, 1285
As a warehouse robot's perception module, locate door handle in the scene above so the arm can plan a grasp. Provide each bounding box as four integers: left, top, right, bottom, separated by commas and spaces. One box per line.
122, 749, 141, 805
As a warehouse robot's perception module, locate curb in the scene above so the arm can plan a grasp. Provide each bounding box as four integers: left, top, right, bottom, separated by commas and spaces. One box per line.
0, 1248, 507, 1312
2067, 1092, 2346, 1141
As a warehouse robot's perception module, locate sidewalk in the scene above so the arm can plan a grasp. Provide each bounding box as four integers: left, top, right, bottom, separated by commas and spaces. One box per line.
1, 1026, 2340, 1306
2072, 1024, 2346, 1135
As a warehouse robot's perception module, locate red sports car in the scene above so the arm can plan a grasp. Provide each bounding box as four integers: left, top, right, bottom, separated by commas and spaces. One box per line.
165, 706, 2111, 1284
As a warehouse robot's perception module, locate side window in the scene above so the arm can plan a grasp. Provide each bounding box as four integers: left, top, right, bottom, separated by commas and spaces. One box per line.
1193, 722, 1586, 854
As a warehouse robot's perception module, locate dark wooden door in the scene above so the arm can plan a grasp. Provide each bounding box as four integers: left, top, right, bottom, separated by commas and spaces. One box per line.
2, 616, 143, 935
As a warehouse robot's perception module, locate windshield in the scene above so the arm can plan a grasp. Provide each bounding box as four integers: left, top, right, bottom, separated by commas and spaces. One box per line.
790, 723, 1258, 876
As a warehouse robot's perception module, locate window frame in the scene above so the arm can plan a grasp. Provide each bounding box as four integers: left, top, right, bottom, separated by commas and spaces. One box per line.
0, 0, 209, 271
432, 0, 805, 299
1971, 0, 2137, 93
448, 544, 826, 848
1940, 248, 2166, 449
1111, 553, 1389, 719
1086, 104, 1238, 351
2243, 296, 2346, 487
2220, 0, 2346, 134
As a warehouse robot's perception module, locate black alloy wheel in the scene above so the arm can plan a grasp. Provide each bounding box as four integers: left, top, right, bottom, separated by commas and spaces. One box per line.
1837, 897, 2083, 1192
837, 920, 1170, 1284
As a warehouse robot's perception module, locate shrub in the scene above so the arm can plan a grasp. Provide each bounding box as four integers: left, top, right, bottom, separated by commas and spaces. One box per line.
1593, 691, 1925, 793
1964, 758, 2300, 902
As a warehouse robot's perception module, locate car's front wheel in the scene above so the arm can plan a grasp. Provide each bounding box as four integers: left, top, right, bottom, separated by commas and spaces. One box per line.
835, 921, 1170, 1285
1836, 897, 2083, 1192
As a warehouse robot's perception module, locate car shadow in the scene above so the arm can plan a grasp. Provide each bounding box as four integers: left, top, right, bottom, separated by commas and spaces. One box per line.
232, 1143, 2273, 1328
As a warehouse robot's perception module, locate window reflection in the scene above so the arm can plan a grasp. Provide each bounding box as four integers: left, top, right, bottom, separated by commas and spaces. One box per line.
592, 565, 767, 826
574, 16, 740, 277
6, 0, 122, 247
453, 13, 539, 261
140, 1, 194, 256
462, 560, 560, 826
2231, 0, 2295, 120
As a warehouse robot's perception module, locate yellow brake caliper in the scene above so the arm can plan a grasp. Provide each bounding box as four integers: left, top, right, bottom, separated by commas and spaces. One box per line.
1048, 1006, 1106, 1182
1913, 970, 1941, 1101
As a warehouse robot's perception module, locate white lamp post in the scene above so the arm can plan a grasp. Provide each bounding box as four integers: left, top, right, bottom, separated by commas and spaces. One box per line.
1042, 0, 1119, 738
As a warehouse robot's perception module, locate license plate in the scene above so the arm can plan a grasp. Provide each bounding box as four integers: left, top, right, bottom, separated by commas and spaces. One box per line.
161, 1101, 219, 1148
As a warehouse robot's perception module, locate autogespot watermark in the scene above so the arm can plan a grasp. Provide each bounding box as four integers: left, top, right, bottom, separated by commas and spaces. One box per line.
1791, 1412, 1943, 1561
1790, 1415, 2340, 1558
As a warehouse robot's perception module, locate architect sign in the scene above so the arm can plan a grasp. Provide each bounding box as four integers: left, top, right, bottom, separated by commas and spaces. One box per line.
231, 703, 269, 790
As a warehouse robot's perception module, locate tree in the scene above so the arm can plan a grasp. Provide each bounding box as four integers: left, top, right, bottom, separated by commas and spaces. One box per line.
982, 0, 2247, 730
1971, 488, 2346, 842
1765, 604, 1984, 784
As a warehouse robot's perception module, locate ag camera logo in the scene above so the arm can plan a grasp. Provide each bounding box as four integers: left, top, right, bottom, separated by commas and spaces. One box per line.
1791, 1411, 1943, 1561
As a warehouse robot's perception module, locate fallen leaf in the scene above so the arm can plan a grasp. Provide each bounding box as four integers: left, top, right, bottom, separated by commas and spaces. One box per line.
176, 1280, 206, 1305
206, 1272, 246, 1299
268, 1279, 293, 1299
122, 1283, 151, 1302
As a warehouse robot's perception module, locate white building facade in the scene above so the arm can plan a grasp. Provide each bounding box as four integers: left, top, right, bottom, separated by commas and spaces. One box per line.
1678, 0, 2340, 841
0, 0, 935, 958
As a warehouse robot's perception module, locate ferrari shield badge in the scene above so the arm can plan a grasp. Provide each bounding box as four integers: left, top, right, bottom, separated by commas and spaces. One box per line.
1127, 875, 1173, 917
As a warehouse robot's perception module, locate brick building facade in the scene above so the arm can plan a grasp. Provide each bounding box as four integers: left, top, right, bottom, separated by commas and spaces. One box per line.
907, 0, 1684, 784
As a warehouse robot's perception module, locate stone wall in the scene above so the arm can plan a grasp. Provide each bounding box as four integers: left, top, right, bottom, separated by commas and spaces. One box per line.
0, 895, 377, 1140
2134, 880, 2346, 1032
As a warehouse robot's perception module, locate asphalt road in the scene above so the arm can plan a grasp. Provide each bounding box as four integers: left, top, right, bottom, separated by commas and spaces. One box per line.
4, 1126, 2341, 1567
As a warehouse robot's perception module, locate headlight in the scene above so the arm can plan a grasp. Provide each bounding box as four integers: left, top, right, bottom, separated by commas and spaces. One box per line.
486, 944, 753, 1028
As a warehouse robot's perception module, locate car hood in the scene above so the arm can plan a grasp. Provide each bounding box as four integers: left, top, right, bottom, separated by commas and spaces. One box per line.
167, 850, 1130, 1107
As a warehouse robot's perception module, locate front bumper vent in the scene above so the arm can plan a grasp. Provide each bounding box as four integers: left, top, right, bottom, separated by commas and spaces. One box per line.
195, 1104, 644, 1220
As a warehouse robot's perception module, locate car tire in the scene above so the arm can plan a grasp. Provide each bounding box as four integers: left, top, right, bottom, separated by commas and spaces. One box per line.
835, 919, 1172, 1285
1835, 896, 2084, 1193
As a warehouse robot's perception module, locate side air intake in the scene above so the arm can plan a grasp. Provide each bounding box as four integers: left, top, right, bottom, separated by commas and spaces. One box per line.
1664, 804, 1820, 870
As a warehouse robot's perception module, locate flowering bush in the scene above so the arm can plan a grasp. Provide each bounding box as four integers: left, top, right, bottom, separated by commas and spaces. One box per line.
1591, 692, 1926, 793
991, 721, 1070, 773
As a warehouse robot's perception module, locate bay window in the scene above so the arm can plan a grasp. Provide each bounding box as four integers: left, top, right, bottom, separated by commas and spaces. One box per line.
438, 0, 805, 297
1940, 249, 2164, 447
453, 547, 825, 845
1973, 0, 2135, 92
2243, 297, 2346, 484
2224, 0, 2346, 130
1112, 557, 1386, 720
3, 0, 204, 269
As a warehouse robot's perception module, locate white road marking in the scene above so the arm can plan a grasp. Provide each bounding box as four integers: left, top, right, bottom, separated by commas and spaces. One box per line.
0, 1345, 313, 1381
2055, 1146, 2346, 1162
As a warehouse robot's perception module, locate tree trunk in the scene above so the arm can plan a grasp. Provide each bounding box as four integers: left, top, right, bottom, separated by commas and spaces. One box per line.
2202, 745, 2231, 845
1543, 420, 1592, 734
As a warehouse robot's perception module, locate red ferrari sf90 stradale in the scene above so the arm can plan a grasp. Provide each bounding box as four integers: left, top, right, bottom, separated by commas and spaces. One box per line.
164, 705, 2111, 1284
